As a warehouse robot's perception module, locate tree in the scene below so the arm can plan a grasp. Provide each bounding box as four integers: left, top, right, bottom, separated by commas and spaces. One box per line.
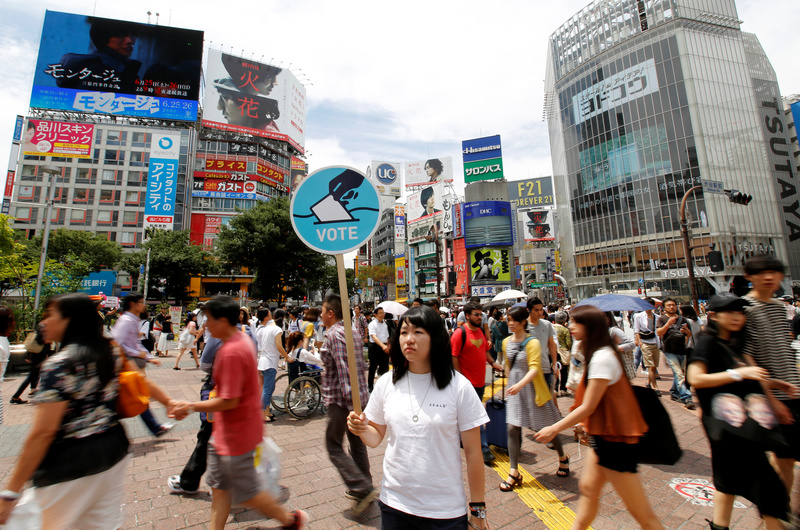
117, 230, 218, 303
24, 228, 122, 272
215, 198, 327, 303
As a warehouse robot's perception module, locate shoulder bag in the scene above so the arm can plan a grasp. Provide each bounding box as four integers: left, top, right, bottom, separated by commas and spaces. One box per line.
632, 384, 683, 465
116, 352, 150, 419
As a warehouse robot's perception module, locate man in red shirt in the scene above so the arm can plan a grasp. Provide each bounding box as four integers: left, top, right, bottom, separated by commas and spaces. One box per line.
170, 296, 307, 530
452, 301, 503, 464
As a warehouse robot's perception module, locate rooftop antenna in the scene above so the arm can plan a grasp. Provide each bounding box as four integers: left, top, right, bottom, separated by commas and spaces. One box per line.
147, 11, 152, 23
155, 12, 160, 25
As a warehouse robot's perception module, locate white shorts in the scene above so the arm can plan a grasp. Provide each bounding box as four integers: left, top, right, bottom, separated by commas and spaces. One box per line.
35, 453, 130, 530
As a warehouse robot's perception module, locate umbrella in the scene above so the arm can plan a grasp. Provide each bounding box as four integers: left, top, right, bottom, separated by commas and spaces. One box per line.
377, 300, 408, 316
572, 294, 654, 312
512, 302, 528, 309
491, 289, 528, 302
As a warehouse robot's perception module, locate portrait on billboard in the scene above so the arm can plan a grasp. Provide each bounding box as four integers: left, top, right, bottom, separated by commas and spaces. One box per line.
522, 209, 556, 242
405, 157, 453, 188
204, 50, 306, 151
31, 11, 203, 121
469, 248, 511, 282
407, 183, 444, 221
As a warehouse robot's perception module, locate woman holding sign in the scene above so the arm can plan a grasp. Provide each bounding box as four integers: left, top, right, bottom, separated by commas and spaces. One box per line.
347, 306, 490, 529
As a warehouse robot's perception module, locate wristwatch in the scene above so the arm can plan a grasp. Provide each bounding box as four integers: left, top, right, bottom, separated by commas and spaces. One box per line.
0, 490, 21, 501
726, 369, 743, 382
469, 502, 486, 519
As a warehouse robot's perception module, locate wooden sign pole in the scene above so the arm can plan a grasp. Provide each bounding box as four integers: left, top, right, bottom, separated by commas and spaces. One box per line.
335, 253, 362, 414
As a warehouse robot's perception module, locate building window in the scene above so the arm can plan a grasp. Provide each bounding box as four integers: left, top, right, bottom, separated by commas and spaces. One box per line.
97, 210, 113, 224
127, 171, 142, 185
104, 150, 125, 165
76, 168, 96, 183
14, 207, 32, 221
125, 191, 139, 204
130, 151, 149, 167
99, 189, 115, 203
121, 232, 137, 246
102, 169, 116, 182
73, 188, 88, 202
70, 209, 86, 222
131, 132, 148, 147
122, 211, 138, 225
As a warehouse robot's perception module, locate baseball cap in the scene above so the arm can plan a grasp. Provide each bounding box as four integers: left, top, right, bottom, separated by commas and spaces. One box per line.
707, 293, 749, 313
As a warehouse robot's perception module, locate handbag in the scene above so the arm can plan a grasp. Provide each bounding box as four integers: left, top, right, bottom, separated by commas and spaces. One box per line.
166, 332, 175, 341
632, 385, 683, 465
116, 354, 150, 419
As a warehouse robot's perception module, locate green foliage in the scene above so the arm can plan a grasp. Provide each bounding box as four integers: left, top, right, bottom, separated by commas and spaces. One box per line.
215, 198, 327, 303
117, 230, 218, 303
24, 228, 122, 272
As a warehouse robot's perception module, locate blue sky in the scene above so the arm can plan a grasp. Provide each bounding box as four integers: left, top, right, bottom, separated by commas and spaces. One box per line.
1, 0, 799, 202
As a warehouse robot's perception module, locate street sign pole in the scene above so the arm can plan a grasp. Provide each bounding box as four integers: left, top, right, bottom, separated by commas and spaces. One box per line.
290, 166, 381, 415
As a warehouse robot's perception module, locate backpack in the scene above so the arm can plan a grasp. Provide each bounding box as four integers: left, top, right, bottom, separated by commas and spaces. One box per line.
661, 316, 687, 356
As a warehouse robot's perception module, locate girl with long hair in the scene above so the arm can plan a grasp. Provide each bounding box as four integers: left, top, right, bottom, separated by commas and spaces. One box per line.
174, 312, 200, 370
347, 306, 490, 529
535, 305, 663, 530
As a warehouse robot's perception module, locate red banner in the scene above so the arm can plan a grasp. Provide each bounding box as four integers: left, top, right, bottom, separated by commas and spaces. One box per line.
453, 238, 468, 295
22, 119, 94, 158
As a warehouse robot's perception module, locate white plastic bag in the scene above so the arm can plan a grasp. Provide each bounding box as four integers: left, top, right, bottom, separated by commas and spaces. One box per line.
2, 489, 42, 530
254, 436, 282, 498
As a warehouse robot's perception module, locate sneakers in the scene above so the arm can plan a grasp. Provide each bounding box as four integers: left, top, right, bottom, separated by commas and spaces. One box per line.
350, 487, 378, 515
282, 509, 309, 529
9, 397, 27, 404
670, 395, 681, 403
685, 400, 697, 411
344, 489, 359, 500
155, 422, 175, 437
167, 475, 199, 494
482, 449, 496, 464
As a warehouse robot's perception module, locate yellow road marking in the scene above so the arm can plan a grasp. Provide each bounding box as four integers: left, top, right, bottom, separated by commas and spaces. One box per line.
482, 382, 588, 529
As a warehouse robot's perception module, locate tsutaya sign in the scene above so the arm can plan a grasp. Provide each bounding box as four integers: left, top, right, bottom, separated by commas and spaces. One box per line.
659, 266, 712, 279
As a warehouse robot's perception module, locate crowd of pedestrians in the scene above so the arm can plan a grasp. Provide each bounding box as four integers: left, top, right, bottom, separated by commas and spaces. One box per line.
0, 253, 799, 529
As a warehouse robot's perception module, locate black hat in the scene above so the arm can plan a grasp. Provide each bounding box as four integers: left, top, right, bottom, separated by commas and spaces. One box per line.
708, 293, 749, 313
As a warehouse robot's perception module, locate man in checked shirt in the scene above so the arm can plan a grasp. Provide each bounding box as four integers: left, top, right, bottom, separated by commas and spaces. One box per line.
319, 294, 376, 515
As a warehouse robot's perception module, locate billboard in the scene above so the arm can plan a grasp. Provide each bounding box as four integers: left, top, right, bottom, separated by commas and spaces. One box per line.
453, 238, 468, 295
463, 135, 503, 183
31, 11, 203, 121
407, 215, 439, 245
290, 157, 307, 195
79, 271, 117, 295
143, 132, 181, 233
463, 200, 513, 248
521, 210, 555, 242
469, 248, 511, 282
370, 161, 402, 197
507, 177, 555, 209
404, 156, 453, 188
395, 255, 406, 286
406, 182, 444, 222
22, 119, 94, 158
203, 50, 306, 152
394, 205, 405, 241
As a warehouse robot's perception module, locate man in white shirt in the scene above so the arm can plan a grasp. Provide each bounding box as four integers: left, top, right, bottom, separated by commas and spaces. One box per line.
255, 307, 289, 422
633, 298, 661, 395
367, 308, 390, 392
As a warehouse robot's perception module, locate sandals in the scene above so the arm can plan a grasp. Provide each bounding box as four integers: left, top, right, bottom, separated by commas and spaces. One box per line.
557, 457, 570, 478
499, 472, 523, 492
264, 415, 277, 423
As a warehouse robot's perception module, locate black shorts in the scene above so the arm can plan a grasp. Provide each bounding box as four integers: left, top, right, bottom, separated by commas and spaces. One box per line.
378, 501, 467, 530
773, 399, 800, 460
591, 436, 638, 473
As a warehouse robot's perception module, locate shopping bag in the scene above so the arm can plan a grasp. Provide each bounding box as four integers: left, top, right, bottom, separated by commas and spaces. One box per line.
254, 437, 282, 498
3, 489, 42, 530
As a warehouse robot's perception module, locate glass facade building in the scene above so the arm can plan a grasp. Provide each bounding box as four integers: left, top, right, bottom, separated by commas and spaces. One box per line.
545, 0, 797, 299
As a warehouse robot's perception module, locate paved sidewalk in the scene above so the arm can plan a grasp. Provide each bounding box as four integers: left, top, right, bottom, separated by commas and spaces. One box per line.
0, 354, 796, 529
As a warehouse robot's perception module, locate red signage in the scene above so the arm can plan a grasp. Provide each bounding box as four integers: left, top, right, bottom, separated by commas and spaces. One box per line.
4, 170, 14, 199
22, 119, 94, 158
453, 238, 468, 295
198, 180, 257, 194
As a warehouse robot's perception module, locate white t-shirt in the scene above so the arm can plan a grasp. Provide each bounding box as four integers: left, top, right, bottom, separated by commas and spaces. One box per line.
197, 312, 210, 342
256, 322, 283, 371
586, 346, 622, 385
368, 319, 389, 345
364, 370, 489, 519
0, 336, 9, 363
290, 347, 323, 366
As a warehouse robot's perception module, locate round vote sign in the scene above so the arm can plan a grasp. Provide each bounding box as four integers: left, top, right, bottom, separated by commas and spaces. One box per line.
290, 166, 381, 255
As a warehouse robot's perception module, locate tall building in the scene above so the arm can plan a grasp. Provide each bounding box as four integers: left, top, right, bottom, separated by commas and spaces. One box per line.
545, 0, 798, 300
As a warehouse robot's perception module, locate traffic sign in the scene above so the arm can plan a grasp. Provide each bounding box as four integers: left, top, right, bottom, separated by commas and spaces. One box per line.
290, 166, 381, 255
638, 278, 644, 285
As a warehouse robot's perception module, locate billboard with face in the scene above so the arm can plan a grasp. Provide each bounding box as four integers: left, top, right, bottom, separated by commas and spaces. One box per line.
521, 209, 556, 242
469, 248, 511, 282
405, 157, 453, 188
30, 11, 203, 121
406, 182, 444, 222
204, 50, 306, 152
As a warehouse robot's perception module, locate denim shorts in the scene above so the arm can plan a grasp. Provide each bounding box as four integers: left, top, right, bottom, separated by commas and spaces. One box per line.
260, 368, 277, 410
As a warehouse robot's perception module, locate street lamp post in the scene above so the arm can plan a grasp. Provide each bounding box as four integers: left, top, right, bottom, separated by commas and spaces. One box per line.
680, 185, 702, 315
32, 166, 61, 322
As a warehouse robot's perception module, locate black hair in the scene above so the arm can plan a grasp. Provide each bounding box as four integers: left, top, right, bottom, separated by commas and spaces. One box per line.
744, 254, 785, 276
0, 306, 14, 336
680, 304, 698, 321
257, 307, 271, 322
89, 18, 139, 50
605, 311, 620, 328
184, 312, 196, 325
662, 297, 678, 308
122, 292, 143, 312
526, 297, 543, 310
701, 315, 744, 349
469, 297, 480, 303
273, 309, 286, 329
374, 307, 385, 315
569, 305, 619, 376
412, 298, 424, 306
323, 293, 343, 320
205, 295, 239, 327
463, 301, 482, 316
420, 186, 435, 206
507, 306, 529, 323
424, 158, 444, 176
289, 308, 300, 318
46, 293, 115, 386
424, 299, 440, 310
390, 306, 453, 390
643, 297, 655, 306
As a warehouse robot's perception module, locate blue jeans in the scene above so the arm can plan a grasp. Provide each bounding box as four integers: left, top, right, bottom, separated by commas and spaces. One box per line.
140, 407, 163, 435
473, 386, 489, 453
261, 368, 277, 410
664, 352, 692, 402
633, 346, 643, 372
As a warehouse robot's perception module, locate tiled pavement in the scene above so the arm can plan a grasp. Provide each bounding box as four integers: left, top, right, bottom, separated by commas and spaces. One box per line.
0, 352, 797, 529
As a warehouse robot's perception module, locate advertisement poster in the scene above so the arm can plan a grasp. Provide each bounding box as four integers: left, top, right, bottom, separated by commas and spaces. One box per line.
21, 119, 95, 158
143, 132, 181, 233
407, 215, 439, 245
370, 161, 402, 197
453, 238, 468, 295
406, 182, 444, 222
469, 248, 511, 282
394, 205, 405, 243
462, 135, 503, 183
522, 209, 556, 241
395, 255, 406, 286
507, 177, 555, 208
290, 157, 307, 195
30, 11, 203, 121
203, 50, 306, 152
405, 156, 453, 188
